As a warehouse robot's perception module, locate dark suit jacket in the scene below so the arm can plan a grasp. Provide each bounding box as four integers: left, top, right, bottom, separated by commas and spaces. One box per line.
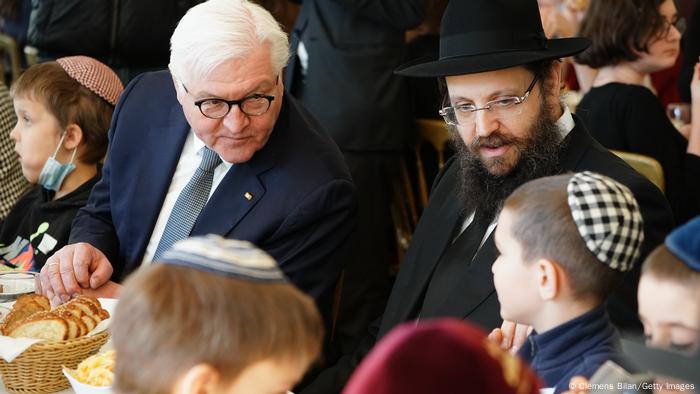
69, 70, 357, 303
302, 117, 673, 394
285, 0, 424, 151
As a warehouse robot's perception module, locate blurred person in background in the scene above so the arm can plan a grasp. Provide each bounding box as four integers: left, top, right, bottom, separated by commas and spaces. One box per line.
285, 0, 424, 366
27, 0, 205, 83
538, 0, 595, 93
405, 0, 449, 120
575, 0, 700, 225
0, 0, 30, 67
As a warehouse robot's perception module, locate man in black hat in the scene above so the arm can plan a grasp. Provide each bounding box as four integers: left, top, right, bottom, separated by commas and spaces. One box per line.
301, 0, 673, 392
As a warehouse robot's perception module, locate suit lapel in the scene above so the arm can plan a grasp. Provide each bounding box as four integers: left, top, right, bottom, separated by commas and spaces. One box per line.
128, 105, 189, 262
559, 117, 590, 171
457, 233, 499, 319
192, 156, 272, 237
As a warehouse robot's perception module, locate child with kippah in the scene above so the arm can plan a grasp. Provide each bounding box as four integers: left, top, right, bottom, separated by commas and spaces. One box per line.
112, 235, 324, 394
638, 216, 700, 354
491, 171, 644, 393
0, 56, 123, 271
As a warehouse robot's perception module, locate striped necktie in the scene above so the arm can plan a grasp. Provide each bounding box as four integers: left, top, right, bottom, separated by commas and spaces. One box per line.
153, 147, 222, 261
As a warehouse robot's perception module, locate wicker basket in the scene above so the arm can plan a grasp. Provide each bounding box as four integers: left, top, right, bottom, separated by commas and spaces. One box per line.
0, 330, 110, 394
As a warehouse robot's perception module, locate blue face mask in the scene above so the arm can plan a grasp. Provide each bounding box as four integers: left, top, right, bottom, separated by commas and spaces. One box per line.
38, 133, 77, 192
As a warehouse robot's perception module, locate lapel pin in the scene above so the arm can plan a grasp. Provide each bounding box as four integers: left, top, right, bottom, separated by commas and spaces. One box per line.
244, 192, 253, 201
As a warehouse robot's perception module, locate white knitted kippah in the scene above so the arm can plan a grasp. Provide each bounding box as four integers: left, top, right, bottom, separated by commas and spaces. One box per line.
158, 235, 287, 282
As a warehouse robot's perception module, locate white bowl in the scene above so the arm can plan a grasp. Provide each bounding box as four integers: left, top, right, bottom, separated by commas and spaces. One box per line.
0, 272, 35, 301
0, 305, 10, 323
62, 368, 113, 394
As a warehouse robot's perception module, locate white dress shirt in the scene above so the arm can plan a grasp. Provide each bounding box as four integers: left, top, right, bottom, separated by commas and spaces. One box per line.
141, 130, 232, 265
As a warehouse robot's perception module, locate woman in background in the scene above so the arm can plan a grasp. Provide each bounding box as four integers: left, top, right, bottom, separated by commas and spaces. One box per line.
575, 0, 700, 224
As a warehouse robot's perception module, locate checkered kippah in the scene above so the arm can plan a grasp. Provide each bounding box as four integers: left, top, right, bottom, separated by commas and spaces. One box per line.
158, 235, 287, 282
56, 56, 124, 106
567, 172, 644, 272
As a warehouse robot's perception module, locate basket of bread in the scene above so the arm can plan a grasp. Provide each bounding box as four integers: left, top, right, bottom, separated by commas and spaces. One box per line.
0, 294, 111, 394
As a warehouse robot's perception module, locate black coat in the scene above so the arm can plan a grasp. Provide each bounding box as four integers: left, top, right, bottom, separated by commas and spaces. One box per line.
27, 0, 203, 68
284, 0, 424, 151
301, 117, 673, 394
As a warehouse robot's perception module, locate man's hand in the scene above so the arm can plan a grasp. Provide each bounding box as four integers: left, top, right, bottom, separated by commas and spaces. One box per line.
690, 60, 700, 102
487, 320, 533, 354
36, 243, 113, 306
689, 60, 700, 156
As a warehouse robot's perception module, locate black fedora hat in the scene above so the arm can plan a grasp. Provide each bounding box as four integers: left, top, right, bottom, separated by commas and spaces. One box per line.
396, 0, 590, 77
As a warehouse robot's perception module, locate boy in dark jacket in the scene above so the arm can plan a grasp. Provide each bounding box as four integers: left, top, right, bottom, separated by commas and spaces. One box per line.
0, 56, 123, 271
491, 172, 644, 393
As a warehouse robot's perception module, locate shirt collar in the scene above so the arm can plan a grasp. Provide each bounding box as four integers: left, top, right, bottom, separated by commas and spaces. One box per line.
191, 130, 233, 170
556, 105, 575, 140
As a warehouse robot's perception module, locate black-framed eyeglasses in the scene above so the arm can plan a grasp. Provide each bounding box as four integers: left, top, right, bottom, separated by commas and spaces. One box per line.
438, 74, 539, 126
181, 79, 276, 119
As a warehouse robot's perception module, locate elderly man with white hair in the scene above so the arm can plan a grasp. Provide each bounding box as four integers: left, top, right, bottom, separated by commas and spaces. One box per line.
36, 0, 357, 314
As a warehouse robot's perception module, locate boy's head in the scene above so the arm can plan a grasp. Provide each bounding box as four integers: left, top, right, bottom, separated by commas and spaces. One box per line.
112, 235, 324, 394
492, 172, 644, 326
639, 216, 700, 353
9, 56, 123, 183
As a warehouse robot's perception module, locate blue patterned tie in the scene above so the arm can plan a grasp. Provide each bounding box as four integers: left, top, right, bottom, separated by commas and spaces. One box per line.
153, 147, 222, 261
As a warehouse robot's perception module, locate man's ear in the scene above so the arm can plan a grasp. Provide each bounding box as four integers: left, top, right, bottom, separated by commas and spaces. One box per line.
535, 258, 562, 301
544, 60, 563, 109
63, 124, 84, 151
173, 364, 220, 394
171, 74, 187, 107
549, 59, 564, 91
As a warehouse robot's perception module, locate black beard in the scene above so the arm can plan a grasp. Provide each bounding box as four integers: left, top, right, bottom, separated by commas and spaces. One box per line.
451, 110, 564, 222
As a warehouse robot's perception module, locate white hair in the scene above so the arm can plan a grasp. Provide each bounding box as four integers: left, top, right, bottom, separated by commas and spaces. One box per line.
169, 0, 289, 85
